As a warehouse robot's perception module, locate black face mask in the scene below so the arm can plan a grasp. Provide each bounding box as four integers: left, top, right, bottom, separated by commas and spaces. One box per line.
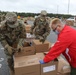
6, 21, 18, 28
41, 15, 46, 17
7, 21, 15, 25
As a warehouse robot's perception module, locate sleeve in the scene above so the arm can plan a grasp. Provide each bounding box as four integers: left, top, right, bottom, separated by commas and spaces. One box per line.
0, 25, 8, 48
62, 50, 70, 63
19, 24, 26, 38
1, 40, 8, 48
43, 33, 72, 63
43, 24, 51, 38
0, 34, 8, 48
31, 18, 37, 31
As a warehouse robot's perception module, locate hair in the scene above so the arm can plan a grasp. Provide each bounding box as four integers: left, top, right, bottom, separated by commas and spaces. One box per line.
51, 18, 61, 25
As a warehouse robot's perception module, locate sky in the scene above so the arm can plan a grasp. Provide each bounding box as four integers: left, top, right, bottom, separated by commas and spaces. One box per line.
0, 0, 76, 15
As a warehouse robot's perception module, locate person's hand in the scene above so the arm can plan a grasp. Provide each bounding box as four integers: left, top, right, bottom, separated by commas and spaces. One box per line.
43, 34, 46, 38
17, 45, 23, 52
39, 37, 45, 43
39, 36, 43, 40
39, 60, 45, 64
5, 44, 13, 55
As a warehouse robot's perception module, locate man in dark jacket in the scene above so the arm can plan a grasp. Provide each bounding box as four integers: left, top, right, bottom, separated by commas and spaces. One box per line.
39, 18, 76, 75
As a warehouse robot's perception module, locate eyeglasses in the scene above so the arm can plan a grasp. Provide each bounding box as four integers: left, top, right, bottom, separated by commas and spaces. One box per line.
53, 25, 58, 32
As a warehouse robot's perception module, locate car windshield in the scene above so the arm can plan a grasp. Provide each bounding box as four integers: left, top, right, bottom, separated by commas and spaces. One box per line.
68, 17, 74, 19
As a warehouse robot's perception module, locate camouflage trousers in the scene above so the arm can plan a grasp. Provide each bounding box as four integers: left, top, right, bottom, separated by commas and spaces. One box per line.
7, 55, 14, 71
4, 49, 14, 74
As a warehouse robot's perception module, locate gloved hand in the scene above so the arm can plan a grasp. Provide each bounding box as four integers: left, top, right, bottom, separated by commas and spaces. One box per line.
17, 45, 23, 52
5, 44, 13, 55
43, 34, 47, 38
39, 60, 45, 64
39, 37, 45, 43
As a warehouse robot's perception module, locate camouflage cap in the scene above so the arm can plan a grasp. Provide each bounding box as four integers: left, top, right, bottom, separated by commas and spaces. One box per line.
5, 12, 18, 28
5, 12, 17, 22
40, 10, 47, 16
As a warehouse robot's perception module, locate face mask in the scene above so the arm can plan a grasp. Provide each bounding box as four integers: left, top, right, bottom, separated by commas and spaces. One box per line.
7, 21, 18, 28
55, 30, 60, 35
8, 24, 17, 28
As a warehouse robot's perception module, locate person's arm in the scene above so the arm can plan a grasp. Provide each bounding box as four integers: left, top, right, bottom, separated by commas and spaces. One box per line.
0, 35, 14, 55
19, 24, 26, 38
0, 25, 8, 48
16, 23, 26, 51
1, 39, 8, 47
62, 49, 70, 63
43, 22, 51, 39
31, 18, 38, 33
43, 33, 72, 63
0, 22, 14, 55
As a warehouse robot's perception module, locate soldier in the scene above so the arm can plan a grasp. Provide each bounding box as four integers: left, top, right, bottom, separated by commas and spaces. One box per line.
1, 14, 5, 21
31, 10, 51, 43
0, 13, 1, 23
0, 12, 26, 75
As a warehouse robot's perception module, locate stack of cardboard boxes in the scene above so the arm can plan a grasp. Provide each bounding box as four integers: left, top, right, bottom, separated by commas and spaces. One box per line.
14, 39, 71, 75
25, 25, 31, 33
14, 53, 58, 75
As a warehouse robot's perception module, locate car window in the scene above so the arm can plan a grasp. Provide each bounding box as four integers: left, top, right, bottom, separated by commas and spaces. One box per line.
68, 17, 74, 19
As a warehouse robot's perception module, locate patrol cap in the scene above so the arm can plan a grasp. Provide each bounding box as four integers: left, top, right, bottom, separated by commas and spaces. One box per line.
5, 12, 17, 22
40, 10, 47, 16
5, 12, 18, 28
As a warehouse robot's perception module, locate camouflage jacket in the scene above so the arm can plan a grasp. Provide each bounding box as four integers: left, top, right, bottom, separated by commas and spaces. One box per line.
0, 15, 1, 23
32, 16, 51, 37
0, 20, 26, 48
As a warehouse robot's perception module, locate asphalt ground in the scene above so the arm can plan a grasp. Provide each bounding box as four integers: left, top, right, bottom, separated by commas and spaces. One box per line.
0, 24, 76, 75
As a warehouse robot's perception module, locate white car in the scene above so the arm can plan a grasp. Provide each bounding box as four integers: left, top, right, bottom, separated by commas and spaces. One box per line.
67, 17, 76, 22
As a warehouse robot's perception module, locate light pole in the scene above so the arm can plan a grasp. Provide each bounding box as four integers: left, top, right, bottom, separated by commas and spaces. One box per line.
68, 0, 70, 14
57, 5, 59, 14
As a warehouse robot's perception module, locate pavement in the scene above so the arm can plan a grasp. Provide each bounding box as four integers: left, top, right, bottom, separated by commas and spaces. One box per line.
0, 43, 9, 75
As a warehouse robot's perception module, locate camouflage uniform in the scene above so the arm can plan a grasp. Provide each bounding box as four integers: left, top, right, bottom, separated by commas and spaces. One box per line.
0, 14, 5, 23
1, 14, 5, 21
0, 13, 1, 23
0, 12, 26, 75
31, 10, 51, 43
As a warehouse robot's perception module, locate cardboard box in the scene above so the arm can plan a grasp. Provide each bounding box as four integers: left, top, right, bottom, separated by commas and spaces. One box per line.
14, 46, 35, 57
26, 33, 35, 39
14, 53, 58, 75
41, 58, 58, 75
26, 33, 35, 43
33, 40, 51, 53
57, 56, 71, 75
25, 25, 31, 33
36, 53, 58, 75
57, 72, 70, 75
14, 53, 45, 75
